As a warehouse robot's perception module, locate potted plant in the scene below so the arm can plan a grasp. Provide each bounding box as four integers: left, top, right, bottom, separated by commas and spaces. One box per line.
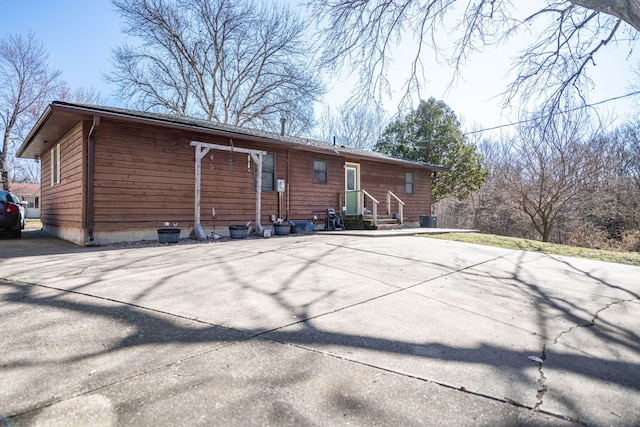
229, 221, 251, 239
273, 219, 291, 235
158, 222, 180, 243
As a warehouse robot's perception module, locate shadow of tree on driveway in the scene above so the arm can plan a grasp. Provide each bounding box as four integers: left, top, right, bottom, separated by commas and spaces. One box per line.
1, 236, 639, 425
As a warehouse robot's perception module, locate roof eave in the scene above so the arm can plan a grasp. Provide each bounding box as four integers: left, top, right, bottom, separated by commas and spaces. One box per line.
16, 104, 55, 158
19, 102, 451, 172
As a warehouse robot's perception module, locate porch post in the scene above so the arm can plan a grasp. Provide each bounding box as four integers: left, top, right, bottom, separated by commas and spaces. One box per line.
250, 152, 263, 231
191, 144, 209, 240
191, 141, 265, 237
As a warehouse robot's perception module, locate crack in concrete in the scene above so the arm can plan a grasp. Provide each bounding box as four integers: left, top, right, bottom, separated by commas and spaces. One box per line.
70, 267, 88, 276
553, 297, 639, 345
532, 344, 548, 412
9, 251, 620, 426
532, 298, 639, 419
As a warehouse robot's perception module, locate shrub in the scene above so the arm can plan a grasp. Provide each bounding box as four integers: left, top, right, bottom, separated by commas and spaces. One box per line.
567, 223, 610, 250
621, 230, 640, 253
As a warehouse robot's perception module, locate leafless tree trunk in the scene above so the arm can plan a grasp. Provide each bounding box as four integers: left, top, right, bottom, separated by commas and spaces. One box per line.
0, 32, 61, 190
617, 121, 640, 228
437, 120, 640, 247
498, 112, 604, 242
573, 0, 640, 31
109, 0, 324, 133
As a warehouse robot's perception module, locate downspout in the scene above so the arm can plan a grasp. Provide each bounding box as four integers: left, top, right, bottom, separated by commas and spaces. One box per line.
87, 116, 100, 242
286, 150, 291, 219
431, 172, 436, 216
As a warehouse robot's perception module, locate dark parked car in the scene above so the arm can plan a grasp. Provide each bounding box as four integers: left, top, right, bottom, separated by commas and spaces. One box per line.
0, 190, 27, 238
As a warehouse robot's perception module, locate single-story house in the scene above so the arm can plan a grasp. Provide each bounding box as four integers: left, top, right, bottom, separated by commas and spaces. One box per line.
17, 102, 447, 246
9, 182, 41, 218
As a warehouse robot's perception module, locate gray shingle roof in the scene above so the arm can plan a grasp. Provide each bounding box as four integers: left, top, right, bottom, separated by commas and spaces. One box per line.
22, 101, 449, 171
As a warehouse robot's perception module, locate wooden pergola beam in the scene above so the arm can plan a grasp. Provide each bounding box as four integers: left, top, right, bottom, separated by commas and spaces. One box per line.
190, 141, 266, 240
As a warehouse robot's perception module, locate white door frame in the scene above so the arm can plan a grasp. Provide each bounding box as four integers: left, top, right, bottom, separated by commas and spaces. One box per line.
344, 162, 360, 215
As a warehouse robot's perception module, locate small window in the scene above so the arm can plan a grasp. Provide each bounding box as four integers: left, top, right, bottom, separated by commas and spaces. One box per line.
405, 172, 414, 194
51, 143, 61, 185
255, 153, 275, 191
313, 160, 328, 184
346, 166, 357, 191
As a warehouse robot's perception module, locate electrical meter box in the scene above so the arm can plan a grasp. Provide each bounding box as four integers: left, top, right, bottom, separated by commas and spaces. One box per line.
276, 179, 285, 192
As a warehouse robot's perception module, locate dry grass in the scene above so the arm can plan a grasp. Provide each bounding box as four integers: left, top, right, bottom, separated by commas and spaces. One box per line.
24, 218, 43, 230
420, 232, 640, 266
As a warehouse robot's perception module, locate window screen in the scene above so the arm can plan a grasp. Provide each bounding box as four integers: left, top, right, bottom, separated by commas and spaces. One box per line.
255, 153, 275, 191
313, 160, 328, 184
405, 172, 414, 194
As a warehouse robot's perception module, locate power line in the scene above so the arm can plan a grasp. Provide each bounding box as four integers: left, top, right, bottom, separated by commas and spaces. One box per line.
463, 90, 640, 136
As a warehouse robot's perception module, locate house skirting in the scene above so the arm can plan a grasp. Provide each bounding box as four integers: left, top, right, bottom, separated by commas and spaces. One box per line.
88, 229, 174, 246
43, 224, 87, 246
44, 225, 175, 246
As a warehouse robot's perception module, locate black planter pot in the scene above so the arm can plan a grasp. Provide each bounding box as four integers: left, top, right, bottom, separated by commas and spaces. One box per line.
229, 225, 249, 239
273, 224, 291, 235
158, 228, 180, 243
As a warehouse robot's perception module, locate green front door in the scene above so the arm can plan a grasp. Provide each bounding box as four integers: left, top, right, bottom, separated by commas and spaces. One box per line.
345, 164, 359, 215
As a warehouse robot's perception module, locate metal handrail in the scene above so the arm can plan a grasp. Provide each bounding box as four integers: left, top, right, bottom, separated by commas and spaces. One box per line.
387, 191, 405, 225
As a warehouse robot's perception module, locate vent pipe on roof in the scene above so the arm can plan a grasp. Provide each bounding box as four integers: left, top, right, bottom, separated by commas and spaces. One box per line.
280, 117, 286, 136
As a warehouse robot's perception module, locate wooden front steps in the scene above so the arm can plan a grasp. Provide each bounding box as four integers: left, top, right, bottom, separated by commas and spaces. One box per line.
344, 214, 402, 230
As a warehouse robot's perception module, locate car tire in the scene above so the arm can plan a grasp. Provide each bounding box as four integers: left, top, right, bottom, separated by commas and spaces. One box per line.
11, 228, 21, 238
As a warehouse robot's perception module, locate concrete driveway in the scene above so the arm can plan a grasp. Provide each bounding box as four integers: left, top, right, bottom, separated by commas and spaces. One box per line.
1, 230, 638, 426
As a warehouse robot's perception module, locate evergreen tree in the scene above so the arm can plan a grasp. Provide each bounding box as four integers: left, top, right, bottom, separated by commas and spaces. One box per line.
376, 98, 487, 202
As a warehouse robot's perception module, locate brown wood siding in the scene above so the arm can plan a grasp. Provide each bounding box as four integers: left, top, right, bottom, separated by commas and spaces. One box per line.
284, 151, 432, 222
287, 150, 344, 218
198, 147, 281, 225
358, 160, 432, 221
91, 121, 286, 231
40, 122, 86, 229
93, 122, 194, 230
86, 118, 433, 233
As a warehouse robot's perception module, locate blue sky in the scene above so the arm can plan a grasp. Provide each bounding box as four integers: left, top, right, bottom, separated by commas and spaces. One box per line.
1, 0, 638, 137
1, 0, 121, 102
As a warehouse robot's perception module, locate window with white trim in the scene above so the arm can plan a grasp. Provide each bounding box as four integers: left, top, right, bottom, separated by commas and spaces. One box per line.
51, 143, 61, 185
405, 172, 414, 194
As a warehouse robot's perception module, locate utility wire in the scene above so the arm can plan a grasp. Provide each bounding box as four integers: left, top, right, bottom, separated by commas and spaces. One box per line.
463, 90, 640, 136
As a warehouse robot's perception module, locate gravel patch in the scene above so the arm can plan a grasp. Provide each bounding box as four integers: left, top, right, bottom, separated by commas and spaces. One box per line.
102, 233, 309, 250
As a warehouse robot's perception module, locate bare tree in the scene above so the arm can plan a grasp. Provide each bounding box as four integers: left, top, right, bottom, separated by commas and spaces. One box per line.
108, 0, 325, 133
616, 121, 640, 228
315, 102, 387, 149
0, 32, 61, 190
437, 122, 640, 247
573, 0, 640, 30
56, 84, 102, 105
309, 1, 639, 115
498, 111, 603, 242
314, 105, 338, 143
7, 84, 100, 185
336, 102, 387, 149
